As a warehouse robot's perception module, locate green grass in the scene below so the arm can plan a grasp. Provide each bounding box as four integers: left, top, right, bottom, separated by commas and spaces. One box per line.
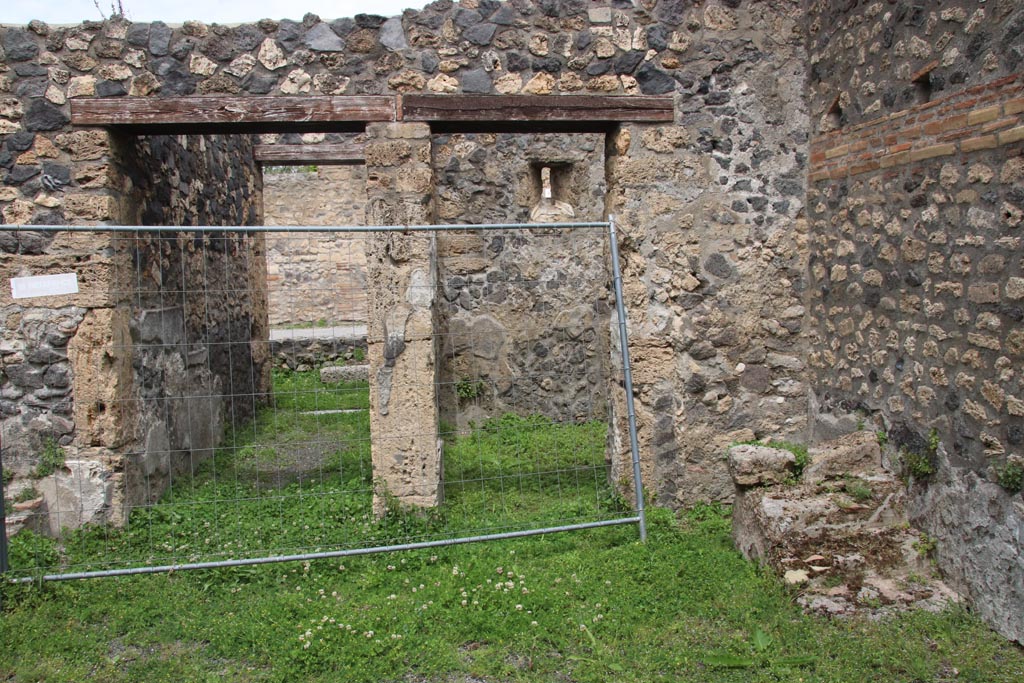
270, 368, 369, 412
2, 372, 1022, 682
4, 376, 613, 576
3, 508, 1021, 683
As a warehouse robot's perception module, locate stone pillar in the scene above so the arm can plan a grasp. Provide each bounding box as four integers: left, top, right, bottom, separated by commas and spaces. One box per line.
363, 122, 441, 515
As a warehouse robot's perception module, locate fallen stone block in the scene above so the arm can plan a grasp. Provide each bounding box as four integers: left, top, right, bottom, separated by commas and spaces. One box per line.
728, 444, 796, 487
319, 364, 369, 383
804, 430, 883, 484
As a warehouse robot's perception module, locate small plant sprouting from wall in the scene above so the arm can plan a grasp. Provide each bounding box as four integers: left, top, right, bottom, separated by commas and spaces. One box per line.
93, 0, 128, 19
13, 487, 41, 504
780, 442, 810, 478
901, 449, 935, 480
844, 477, 874, 503
455, 378, 487, 402
995, 460, 1023, 493
32, 438, 66, 479
898, 429, 939, 482
913, 533, 938, 559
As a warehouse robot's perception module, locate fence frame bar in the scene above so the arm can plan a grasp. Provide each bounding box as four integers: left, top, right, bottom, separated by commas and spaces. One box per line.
5, 222, 609, 234
607, 216, 647, 541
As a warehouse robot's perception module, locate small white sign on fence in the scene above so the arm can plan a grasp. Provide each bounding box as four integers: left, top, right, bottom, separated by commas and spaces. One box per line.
10, 272, 79, 299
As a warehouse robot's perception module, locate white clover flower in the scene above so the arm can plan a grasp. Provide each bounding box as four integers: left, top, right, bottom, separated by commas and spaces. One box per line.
515, 604, 523, 610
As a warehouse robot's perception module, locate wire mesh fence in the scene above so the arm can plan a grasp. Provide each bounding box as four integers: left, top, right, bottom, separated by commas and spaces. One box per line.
0, 221, 642, 581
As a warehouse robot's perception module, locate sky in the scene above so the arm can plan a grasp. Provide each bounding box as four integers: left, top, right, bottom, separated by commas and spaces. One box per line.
2, 1, 427, 26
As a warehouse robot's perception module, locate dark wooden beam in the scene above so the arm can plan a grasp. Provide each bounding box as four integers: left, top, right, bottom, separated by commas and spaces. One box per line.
401, 95, 675, 126
254, 143, 365, 165
71, 96, 395, 133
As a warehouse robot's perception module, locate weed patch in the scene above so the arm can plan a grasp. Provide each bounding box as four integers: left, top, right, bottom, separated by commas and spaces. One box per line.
32, 438, 65, 478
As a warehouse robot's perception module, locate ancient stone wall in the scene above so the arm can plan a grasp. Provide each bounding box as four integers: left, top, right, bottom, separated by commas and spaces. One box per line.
0, 125, 266, 531
116, 132, 268, 508
434, 132, 610, 427
805, 0, 1024, 643
1, 118, 131, 531
262, 163, 368, 327
603, 6, 810, 505
0, 0, 811, 515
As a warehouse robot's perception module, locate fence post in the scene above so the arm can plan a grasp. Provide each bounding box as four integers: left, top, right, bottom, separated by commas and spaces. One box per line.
607, 215, 647, 542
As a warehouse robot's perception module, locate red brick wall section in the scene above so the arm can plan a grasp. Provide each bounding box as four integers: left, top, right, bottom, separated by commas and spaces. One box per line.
809, 74, 1024, 183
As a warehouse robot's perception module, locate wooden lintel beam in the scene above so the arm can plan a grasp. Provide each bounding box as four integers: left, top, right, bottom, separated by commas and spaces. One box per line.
71, 96, 396, 129
254, 143, 366, 165
401, 95, 674, 124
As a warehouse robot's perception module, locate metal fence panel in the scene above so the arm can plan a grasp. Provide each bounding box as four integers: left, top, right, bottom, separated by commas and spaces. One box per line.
0, 221, 643, 582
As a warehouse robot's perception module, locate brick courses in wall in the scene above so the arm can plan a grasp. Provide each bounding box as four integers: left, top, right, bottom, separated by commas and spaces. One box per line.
809, 75, 1024, 183
262, 164, 368, 327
